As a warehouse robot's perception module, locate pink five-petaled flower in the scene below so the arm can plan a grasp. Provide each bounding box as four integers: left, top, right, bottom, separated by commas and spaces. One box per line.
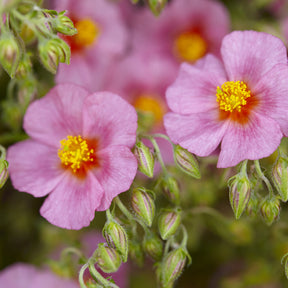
164, 31, 288, 168
7, 84, 138, 229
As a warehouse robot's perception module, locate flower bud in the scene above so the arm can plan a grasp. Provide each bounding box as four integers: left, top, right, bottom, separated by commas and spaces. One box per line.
129, 239, 144, 266
143, 231, 163, 261
0, 32, 21, 78
103, 221, 128, 262
174, 145, 201, 179
245, 194, 259, 218
94, 244, 121, 273
158, 209, 181, 240
260, 196, 281, 226
272, 157, 288, 202
38, 38, 70, 74
51, 11, 77, 36
161, 247, 188, 288
161, 176, 180, 205
0, 146, 8, 189
147, 0, 168, 16
134, 141, 154, 178
229, 174, 251, 220
131, 187, 155, 227
15, 53, 32, 79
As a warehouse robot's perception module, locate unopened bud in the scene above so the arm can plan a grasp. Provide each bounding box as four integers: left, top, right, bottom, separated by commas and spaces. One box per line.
0, 32, 21, 78
174, 145, 201, 179
260, 196, 281, 226
38, 38, 70, 74
161, 176, 180, 205
229, 174, 251, 220
0, 146, 8, 189
161, 247, 189, 288
131, 187, 155, 227
134, 141, 154, 178
143, 231, 163, 261
94, 244, 121, 273
272, 157, 288, 202
129, 240, 144, 266
103, 221, 128, 262
245, 194, 259, 218
52, 11, 77, 36
147, 0, 168, 16
158, 209, 181, 240
15, 53, 32, 79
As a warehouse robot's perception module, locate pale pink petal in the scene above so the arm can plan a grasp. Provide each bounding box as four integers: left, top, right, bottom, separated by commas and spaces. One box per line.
82, 92, 137, 149
40, 171, 103, 229
218, 113, 282, 168
166, 55, 227, 114
93, 146, 137, 211
7, 140, 64, 197
164, 110, 228, 157
24, 84, 89, 147
252, 64, 288, 136
221, 31, 287, 86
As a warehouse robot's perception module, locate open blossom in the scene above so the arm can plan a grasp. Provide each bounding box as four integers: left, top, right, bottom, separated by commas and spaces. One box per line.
164, 31, 288, 168
53, 0, 128, 92
131, 0, 229, 65
0, 263, 78, 288
7, 84, 137, 229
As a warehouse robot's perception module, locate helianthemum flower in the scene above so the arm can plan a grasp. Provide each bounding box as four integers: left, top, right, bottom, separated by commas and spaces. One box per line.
54, 0, 128, 91
7, 84, 138, 229
164, 31, 288, 168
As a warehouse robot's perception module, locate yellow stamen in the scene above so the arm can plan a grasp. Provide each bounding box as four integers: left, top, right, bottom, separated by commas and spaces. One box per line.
216, 81, 251, 113
58, 135, 94, 173
174, 32, 207, 62
134, 94, 165, 124
74, 18, 99, 47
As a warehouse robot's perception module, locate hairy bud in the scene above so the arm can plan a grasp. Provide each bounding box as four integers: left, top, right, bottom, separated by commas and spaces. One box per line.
260, 196, 281, 226
158, 209, 181, 240
272, 157, 288, 202
143, 231, 163, 261
51, 11, 77, 36
161, 176, 180, 205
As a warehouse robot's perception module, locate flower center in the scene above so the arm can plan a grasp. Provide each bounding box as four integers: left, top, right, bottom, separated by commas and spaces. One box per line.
133, 94, 166, 124
58, 135, 96, 174
64, 18, 100, 53
174, 32, 207, 62
216, 81, 251, 113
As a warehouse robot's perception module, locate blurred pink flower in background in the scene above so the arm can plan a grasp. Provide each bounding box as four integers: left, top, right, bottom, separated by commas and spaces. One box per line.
130, 0, 230, 66
53, 0, 128, 92
164, 31, 288, 168
7, 84, 138, 229
0, 263, 78, 288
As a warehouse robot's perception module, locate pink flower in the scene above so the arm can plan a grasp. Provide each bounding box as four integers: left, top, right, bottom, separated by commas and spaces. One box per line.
164, 31, 288, 168
131, 0, 230, 65
53, 0, 128, 92
7, 84, 138, 229
0, 263, 78, 288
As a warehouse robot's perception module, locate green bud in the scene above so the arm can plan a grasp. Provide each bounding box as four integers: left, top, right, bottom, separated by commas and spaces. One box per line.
134, 141, 155, 178
161, 247, 188, 288
158, 209, 181, 240
143, 231, 163, 261
147, 0, 167, 16
0, 32, 21, 78
94, 244, 121, 273
272, 157, 288, 202
0, 146, 8, 189
129, 239, 144, 266
161, 176, 180, 205
174, 145, 201, 179
260, 196, 281, 226
15, 53, 32, 79
229, 174, 251, 220
131, 187, 155, 227
38, 38, 70, 74
245, 194, 259, 218
51, 11, 77, 36
103, 221, 128, 262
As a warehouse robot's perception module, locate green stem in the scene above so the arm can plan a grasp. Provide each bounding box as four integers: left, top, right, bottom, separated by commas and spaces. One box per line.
88, 259, 120, 288
254, 160, 274, 198
114, 196, 134, 222
106, 209, 114, 222
239, 160, 248, 175
180, 224, 188, 248
78, 263, 89, 288
61, 247, 85, 262
150, 133, 173, 145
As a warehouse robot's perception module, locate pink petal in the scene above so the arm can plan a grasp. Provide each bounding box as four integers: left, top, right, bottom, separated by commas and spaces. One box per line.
93, 145, 137, 211
82, 92, 137, 149
7, 140, 64, 197
252, 64, 288, 136
221, 31, 287, 86
218, 113, 283, 168
24, 84, 89, 148
164, 110, 228, 157
40, 171, 104, 229
166, 55, 227, 115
